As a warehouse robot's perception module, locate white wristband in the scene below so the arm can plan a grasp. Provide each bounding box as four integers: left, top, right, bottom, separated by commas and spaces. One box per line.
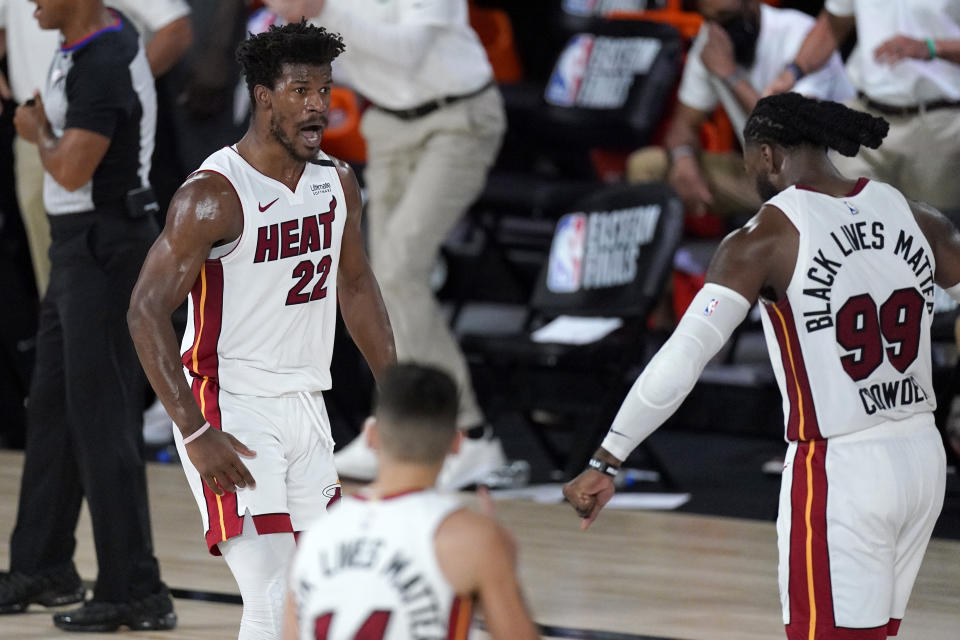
182, 421, 211, 445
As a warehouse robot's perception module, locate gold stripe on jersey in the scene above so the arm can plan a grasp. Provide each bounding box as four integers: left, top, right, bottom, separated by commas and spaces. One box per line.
453, 597, 472, 640
771, 303, 820, 637
192, 264, 227, 542
771, 304, 806, 441
804, 440, 817, 640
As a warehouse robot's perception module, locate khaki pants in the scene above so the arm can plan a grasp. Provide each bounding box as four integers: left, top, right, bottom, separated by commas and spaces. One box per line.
830, 98, 960, 212
627, 146, 761, 216
361, 86, 506, 428
14, 136, 51, 296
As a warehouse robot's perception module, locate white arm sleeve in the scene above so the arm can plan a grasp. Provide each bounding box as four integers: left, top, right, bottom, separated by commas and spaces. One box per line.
600, 283, 751, 461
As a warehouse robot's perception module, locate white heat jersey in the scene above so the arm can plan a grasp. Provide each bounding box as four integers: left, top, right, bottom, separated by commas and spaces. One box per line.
180, 146, 346, 397
290, 490, 474, 640
760, 178, 936, 442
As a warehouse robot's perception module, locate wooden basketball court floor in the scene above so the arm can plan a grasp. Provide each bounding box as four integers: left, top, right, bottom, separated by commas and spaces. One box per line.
1, 449, 958, 640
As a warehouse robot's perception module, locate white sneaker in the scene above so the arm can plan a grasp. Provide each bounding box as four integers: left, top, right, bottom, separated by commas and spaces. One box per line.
334, 434, 379, 481
761, 455, 786, 475
437, 435, 508, 490
143, 399, 174, 447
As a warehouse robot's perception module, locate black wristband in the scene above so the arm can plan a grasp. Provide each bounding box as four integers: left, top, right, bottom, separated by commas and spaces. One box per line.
587, 458, 619, 478
786, 62, 806, 81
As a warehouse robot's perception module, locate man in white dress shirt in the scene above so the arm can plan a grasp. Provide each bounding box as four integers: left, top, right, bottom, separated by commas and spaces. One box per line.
266, 0, 510, 489
628, 0, 854, 217
764, 0, 960, 212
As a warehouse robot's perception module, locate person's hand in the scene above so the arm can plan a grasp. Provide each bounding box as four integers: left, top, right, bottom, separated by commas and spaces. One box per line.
562, 469, 616, 531
184, 427, 257, 496
701, 22, 737, 79
13, 91, 48, 143
262, 0, 326, 22
874, 35, 930, 65
762, 68, 797, 97
668, 155, 714, 216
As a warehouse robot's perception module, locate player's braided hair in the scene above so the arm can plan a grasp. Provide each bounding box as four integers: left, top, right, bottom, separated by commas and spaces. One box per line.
236, 19, 345, 105
744, 92, 889, 157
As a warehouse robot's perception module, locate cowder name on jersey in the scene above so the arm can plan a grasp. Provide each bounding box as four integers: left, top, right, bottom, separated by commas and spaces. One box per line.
301, 536, 448, 639
858, 375, 929, 416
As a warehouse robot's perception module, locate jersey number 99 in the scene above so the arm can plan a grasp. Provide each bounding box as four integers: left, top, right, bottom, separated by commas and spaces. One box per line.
835, 288, 925, 381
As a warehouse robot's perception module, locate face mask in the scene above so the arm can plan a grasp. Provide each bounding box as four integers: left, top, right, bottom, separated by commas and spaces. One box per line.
720, 9, 760, 68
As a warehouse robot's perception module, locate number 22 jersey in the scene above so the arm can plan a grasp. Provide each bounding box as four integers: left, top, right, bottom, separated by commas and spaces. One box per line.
759, 178, 936, 441
180, 146, 347, 397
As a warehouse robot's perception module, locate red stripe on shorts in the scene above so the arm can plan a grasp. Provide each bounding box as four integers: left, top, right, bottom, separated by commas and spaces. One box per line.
785, 441, 898, 640
785, 440, 831, 639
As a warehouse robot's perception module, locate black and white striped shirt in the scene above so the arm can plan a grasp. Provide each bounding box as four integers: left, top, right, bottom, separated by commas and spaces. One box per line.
42, 9, 156, 215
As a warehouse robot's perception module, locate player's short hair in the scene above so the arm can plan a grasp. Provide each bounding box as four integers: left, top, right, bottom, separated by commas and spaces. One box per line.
374, 363, 459, 464
744, 93, 889, 157
235, 19, 345, 106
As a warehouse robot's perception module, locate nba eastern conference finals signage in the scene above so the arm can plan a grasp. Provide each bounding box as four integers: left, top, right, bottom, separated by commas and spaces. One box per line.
546, 204, 661, 294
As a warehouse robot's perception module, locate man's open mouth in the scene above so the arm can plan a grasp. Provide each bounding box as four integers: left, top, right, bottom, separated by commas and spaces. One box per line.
300, 124, 323, 146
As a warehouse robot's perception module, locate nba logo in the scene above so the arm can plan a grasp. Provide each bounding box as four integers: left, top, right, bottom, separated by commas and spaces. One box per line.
704, 298, 719, 316
545, 34, 594, 107
547, 213, 587, 293
247, 6, 280, 34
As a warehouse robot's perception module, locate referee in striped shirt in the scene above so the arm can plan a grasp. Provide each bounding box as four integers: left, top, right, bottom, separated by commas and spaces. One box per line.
1, 0, 175, 631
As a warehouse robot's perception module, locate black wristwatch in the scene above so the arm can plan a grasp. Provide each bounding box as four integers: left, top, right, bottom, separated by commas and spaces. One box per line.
786, 62, 806, 82
587, 458, 620, 478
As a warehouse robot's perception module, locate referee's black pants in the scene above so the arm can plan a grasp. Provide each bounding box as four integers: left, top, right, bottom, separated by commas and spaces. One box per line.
9, 210, 164, 603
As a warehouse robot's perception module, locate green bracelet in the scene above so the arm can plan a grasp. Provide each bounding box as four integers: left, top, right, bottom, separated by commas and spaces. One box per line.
927, 38, 937, 59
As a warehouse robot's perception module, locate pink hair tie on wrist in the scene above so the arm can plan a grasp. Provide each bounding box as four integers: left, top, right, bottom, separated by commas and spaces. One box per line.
182, 421, 211, 445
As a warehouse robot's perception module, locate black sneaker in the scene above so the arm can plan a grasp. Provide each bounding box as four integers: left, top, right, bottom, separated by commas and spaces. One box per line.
53, 589, 177, 632
0, 565, 86, 614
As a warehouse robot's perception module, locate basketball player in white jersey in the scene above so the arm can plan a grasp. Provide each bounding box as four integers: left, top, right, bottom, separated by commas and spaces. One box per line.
127, 22, 396, 639
283, 363, 539, 640
564, 93, 953, 639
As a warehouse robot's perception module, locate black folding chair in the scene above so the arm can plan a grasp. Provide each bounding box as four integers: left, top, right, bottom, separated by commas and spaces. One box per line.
462, 182, 684, 481
444, 16, 684, 321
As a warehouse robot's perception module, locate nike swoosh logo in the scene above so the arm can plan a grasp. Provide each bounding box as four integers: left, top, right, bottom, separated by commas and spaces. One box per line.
258, 197, 279, 212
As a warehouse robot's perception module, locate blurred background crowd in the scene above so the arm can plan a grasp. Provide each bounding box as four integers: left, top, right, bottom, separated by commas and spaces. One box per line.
1, 0, 958, 517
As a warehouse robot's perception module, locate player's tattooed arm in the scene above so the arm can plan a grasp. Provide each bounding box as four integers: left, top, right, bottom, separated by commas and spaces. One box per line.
128, 173, 256, 495
333, 159, 397, 384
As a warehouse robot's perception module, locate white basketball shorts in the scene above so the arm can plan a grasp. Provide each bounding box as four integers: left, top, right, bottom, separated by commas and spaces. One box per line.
175, 376, 341, 555
778, 412, 945, 639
